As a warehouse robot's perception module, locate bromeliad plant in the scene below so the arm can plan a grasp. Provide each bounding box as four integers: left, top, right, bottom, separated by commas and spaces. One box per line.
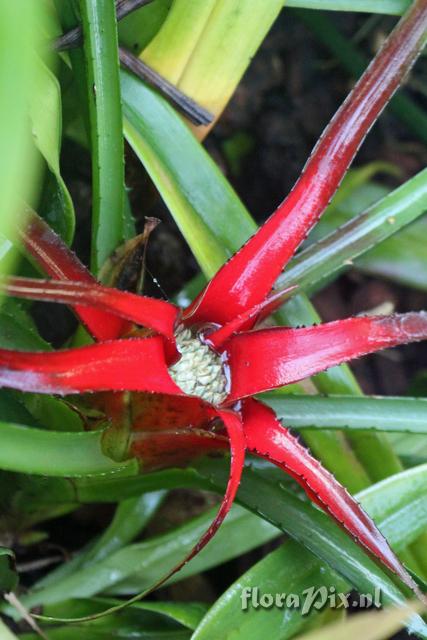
1, 0, 427, 614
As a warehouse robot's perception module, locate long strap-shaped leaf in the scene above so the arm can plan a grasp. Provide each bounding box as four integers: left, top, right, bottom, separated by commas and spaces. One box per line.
19, 209, 124, 341
0, 338, 181, 395
186, 0, 427, 326
31, 409, 246, 625
79, 0, 125, 275
2, 277, 179, 343
137, 408, 245, 590
204, 286, 296, 350
242, 398, 426, 603
226, 312, 427, 401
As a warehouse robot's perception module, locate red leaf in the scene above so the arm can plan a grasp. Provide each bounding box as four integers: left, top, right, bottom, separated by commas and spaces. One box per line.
3, 277, 179, 344
129, 394, 228, 469
242, 398, 426, 602
203, 286, 296, 351
137, 408, 245, 592
19, 210, 125, 341
226, 312, 427, 401
0, 338, 182, 396
186, 2, 427, 327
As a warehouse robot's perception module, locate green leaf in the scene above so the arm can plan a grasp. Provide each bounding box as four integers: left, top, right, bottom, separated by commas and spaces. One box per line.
390, 432, 427, 464
358, 219, 427, 291
285, 0, 410, 13
0, 391, 38, 427
0, 423, 137, 477
132, 601, 208, 631
0, 299, 50, 351
0, 0, 39, 283
0, 619, 19, 640
20, 596, 196, 639
36, 492, 166, 589
79, 0, 125, 273
297, 173, 427, 294
263, 393, 427, 433
119, 0, 172, 54
194, 540, 347, 640
30, 60, 75, 243
306, 180, 390, 243
225, 458, 427, 585
278, 168, 427, 294
20, 628, 190, 640
191, 460, 427, 640
18, 504, 279, 609
21, 629, 190, 640
25, 458, 427, 637
77, 492, 166, 567
193, 539, 347, 640
316, 164, 398, 214
36, 597, 208, 634
61, 458, 427, 639
20, 598, 194, 640
0, 547, 18, 594
0, 470, 76, 535
140, 0, 283, 127
121, 70, 255, 277
19, 393, 83, 432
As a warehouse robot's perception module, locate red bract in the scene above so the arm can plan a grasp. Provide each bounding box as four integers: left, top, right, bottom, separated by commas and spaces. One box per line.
185, 0, 427, 327
2, 0, 427, 603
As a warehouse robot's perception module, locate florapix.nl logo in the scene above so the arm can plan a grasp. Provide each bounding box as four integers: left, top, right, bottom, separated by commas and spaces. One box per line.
240, 586, 382, 615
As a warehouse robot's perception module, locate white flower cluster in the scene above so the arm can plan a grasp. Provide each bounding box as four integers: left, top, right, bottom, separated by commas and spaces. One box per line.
169, 327, 228, 405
